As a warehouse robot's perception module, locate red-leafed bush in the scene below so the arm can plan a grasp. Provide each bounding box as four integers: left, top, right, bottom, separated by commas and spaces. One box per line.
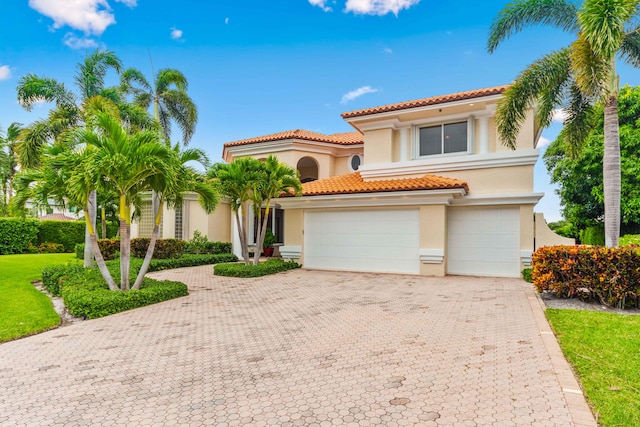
533, 245, 640, 308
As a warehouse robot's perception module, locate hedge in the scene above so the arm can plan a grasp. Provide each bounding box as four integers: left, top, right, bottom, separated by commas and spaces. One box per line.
147, 253, 237, 271
532, 245, 640, 308
130, 238, 185, 259
0, 218, 40, 254
621, 234, 640, 246
38, 221, 86, 252
579, 225, 605, 245
214, 258, 301, 278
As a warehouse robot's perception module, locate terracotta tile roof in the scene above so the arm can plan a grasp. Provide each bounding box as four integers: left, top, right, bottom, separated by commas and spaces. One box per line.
283, 172, 468, 197
224, 129, 363, 148
39, 213, 77, 221
341, 85, 510, 119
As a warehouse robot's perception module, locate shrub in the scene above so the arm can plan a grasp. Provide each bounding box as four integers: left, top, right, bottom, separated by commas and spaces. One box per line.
63, 279, 188, 319
97, 239, 120, 260
148, 253, 238, 272
204, 241, 232, 254
130, 238, 186, 259
38, 242, 65, 253
621, 234, 640, 246
521, 268, 533, 283
214, 258, 301, 278
532, 245, 640, 308
75, 243, 84, 259
0, 218, 40, 254
184, 230, 208, 254
579, 225, 605, 246
37, 221, 85, 252
42, 264, 85, 296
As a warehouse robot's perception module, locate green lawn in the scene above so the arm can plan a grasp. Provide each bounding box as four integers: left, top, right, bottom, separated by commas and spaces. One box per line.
0, 253, 79, 343
547, 309, 640, 427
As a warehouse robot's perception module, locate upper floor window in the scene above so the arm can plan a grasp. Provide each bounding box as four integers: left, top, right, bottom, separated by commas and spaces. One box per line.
418, 121, 468, 157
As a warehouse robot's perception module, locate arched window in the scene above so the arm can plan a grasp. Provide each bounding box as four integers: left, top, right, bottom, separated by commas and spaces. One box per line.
297, 156, 319, 183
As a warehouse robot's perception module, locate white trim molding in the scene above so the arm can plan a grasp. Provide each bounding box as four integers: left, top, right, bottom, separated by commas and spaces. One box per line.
280, 246, 302, 260
275, 188, 467, 209
223, 139, 364, 163
359, 149, 540, 180
420, 248, 445, 264
450, 193, 544, 206
520, 250, 533, 268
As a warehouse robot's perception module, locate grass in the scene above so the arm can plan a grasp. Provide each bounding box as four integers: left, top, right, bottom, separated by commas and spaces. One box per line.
547, 309, 640, 426
0, 253, 80, 343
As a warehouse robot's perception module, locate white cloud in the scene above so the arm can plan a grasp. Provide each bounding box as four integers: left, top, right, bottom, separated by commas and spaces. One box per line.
341, 86, 378, 104
309, 0, 332, 12
345, 0, 420, 16
552, 108, 568, 123
537, 135, 552, 148
383, 47, 393, 54
63, 33, 99, 49
225, 17, 230, 24
28, 0, 137, 35
0, 65, 11, 81
170, 27, 183, 41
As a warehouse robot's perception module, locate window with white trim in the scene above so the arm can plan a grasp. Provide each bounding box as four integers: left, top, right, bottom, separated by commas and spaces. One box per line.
416, 120, 472, 157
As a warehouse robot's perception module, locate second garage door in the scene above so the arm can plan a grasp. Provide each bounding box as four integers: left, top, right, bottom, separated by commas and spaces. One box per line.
447, 206, 520, 277
304, 209, 420, 274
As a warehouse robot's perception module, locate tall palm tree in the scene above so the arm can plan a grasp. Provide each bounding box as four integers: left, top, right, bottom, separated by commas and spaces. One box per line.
250, 156, 302, 266
71, 113, 174, 290
487, 0, 640, 247
17, 50, 123, 266
0, 123, 23, 207
209, 158, 262, 265
120, 68, 198, 145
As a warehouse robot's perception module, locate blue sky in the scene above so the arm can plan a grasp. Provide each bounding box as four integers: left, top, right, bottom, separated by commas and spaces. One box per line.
1, 0, 639, 221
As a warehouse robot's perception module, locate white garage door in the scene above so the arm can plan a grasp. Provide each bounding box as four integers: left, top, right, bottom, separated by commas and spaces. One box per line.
304, 209, 420, 274
448, 207, 520, 277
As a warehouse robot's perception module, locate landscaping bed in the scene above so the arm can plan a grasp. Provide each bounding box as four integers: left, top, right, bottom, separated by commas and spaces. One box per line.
214, 258, 301, 277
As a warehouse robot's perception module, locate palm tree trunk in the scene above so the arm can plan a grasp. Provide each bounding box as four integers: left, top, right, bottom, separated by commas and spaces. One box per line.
84, 190, 97, 267
253, 209, 263, 266
133, 193, 162, 290
85, 203, 117, 290
101, 206, 107, 239
234, 207, 249, 266
119, 218, 131, 291
603, 96, 621, 247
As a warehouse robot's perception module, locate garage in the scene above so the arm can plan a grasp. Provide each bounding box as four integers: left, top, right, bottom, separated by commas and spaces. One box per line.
447, 206, 520, 277
303, 209, 420, 274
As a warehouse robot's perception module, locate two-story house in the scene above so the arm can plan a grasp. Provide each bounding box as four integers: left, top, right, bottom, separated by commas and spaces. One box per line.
133, 85, 573, 277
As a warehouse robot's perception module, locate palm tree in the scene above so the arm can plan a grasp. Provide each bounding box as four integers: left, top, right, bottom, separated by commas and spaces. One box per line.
208, 158, 262, 265
0, 123, 23, 208
250, 156, 302, 266
17, 50, 123, 266
132, 145, 218, 289
120, 68, 198, 144
487, 0, 640, 247
74, 112, 174, 290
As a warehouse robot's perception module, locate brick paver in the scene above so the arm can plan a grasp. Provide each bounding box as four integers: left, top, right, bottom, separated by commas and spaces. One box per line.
0, 267, 595, 426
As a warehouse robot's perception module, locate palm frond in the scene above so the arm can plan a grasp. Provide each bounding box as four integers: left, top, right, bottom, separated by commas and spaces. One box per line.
488, 0, 579, 53
17, 74, 76, 111
497, 48, 573, 148
156, 68, 189, 93
571, 34, 613, 98
579, 0, 639, 60
76, 50, 123, 99
161, 89, 198, 144
620, 27, 640, 66
562, 83, 597, 157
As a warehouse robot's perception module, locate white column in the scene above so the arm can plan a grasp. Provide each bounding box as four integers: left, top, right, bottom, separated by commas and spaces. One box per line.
399, 127, 410, 161
478, 116, 489, 154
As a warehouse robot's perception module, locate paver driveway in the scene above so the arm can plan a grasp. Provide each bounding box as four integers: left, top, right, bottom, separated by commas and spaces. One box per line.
0, 267, 595, 426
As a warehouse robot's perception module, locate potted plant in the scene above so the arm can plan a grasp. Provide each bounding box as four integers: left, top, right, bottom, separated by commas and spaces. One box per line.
262, 228, 276, 257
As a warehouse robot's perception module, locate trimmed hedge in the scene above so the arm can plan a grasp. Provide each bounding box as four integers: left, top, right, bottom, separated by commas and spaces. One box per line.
214, 258, 301, 278
63, 279, 188, 319
148, 253, 238, 271
579, 225, 605, 246
621, 234, 640, 246
37, 221, 85, 252
533, 245, 640, 308
130, 238, 185, 259
521, 268, 533, 283
0, 218, 40, 254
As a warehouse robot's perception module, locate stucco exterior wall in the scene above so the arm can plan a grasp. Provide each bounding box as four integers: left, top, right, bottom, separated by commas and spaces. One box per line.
186, 201, 209, 240
437, 165, 534, 195
420, 205, 446, 276
363, 129, 393, 166
534, 212, 576, 248
207, 202, 232, 243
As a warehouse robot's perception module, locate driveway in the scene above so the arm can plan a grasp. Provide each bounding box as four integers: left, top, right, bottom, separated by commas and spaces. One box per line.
0, 267, 595, 426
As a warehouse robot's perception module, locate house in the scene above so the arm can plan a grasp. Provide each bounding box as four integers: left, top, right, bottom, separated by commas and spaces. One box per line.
132, 85, 573, 277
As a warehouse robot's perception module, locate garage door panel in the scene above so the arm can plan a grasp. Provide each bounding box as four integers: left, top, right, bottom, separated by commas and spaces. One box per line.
304, 209, 420, 274
448, 207, 520, 277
